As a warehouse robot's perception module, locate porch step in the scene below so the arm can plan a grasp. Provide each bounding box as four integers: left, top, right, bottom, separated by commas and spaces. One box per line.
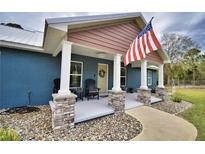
75, 110, 114, 123
151, 96, 162, 104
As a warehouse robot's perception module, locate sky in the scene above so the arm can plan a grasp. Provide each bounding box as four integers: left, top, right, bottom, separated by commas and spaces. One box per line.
0, 12, 205, 51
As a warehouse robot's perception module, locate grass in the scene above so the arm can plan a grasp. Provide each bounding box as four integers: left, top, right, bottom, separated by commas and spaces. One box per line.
175, 88, 205, 140
0, 128, 21, 141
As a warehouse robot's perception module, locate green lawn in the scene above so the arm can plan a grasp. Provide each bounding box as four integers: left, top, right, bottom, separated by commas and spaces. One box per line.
176, 88, 205, 140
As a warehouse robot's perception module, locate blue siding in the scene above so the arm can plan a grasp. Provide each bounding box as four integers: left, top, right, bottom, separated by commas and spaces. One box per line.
126, 64, 141, 88
0, 48, 61, 109
152, 70, 157, 88
126, 64, 157, 89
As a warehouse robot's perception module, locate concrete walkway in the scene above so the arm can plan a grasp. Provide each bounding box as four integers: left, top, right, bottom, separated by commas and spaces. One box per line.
126, 106, 197, 141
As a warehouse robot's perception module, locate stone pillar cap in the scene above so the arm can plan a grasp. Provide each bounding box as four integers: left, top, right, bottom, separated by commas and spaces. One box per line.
52, 93, 77, 100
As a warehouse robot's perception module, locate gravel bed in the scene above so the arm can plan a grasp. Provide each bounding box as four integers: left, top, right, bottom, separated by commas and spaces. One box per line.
152, 100, 192, 114
0, 105, 142, 141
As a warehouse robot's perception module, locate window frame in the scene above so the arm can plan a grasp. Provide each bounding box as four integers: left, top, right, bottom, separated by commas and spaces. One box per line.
70, 60, 83, 89
120, 66, 126, 87
147, 70, 153, 86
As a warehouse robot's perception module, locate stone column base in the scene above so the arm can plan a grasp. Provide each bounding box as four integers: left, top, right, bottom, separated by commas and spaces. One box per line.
137, 88, 151, 106
49, 93, 76, 134
108, 90, 125, 113
156, 87, 167, 101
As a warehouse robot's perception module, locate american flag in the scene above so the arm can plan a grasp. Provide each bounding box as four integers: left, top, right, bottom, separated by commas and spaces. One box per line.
124, 18, 161, 66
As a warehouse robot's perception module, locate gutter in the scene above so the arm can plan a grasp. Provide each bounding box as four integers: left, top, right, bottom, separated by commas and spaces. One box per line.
46, 12, 142, 25
0, 40, 45, 53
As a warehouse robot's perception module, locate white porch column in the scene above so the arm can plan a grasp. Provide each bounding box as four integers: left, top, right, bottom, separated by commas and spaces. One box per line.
112, 53, 122, 92
58, 40, 72, 95
140, 60, 148, 89
158, 64, 164, 88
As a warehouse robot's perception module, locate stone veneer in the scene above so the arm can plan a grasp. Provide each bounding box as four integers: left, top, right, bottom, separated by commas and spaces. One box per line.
108, 90, 125, 113
156, 87, 167, 101
136, 88, 151, 106
49, 93, 76, 134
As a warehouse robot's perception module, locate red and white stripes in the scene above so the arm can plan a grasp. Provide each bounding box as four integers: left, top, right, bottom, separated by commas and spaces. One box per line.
124, 26, 161, 66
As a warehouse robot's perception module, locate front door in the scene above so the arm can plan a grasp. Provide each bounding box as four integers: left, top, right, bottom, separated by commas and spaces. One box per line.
97, 63, 108, 93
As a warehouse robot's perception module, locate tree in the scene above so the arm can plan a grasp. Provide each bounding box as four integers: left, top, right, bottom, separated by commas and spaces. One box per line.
0, 23, 23, 29
198, 54, 205, 82
161, 33, 200, 85
183, 48, 202, 83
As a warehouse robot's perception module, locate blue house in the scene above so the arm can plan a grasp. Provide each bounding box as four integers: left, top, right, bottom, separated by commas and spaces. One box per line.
0, 12, 169, 115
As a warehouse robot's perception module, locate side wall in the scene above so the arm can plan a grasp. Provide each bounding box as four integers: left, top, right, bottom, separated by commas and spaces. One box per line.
126, 64, 157, 89
0, 47, 61, 109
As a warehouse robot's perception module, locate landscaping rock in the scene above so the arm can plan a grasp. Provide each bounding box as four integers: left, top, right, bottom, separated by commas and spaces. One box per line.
0, 105, 142, 141
152, 100, 192, 114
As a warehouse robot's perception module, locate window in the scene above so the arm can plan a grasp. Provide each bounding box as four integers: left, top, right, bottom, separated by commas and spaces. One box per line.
148, 70, 152, 86
70, 61, 83, 88
121, 67, 126, 87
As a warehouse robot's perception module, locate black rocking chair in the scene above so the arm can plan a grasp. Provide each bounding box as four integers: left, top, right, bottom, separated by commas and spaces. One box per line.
53, 78, 60, 93
85, 79, 100, 100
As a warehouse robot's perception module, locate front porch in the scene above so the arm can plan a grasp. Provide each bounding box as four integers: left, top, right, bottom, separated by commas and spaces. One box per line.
75, 93, 161, 123
49, 41, 167, 132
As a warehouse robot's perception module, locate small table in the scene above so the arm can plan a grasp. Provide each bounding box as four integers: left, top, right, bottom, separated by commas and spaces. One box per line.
70, 88, 83, 101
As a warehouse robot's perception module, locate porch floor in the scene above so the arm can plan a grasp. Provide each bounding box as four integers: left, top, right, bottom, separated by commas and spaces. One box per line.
74, 93, 162, 123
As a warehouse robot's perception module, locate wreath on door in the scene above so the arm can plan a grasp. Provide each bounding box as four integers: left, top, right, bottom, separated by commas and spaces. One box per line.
99, 69, 106, 78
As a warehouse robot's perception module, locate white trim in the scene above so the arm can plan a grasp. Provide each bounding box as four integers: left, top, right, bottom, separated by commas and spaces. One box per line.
47, 13, 142, 25
52, 40, 73, 57
0, 40, 44, 53
70, 60, 83, 89
97, 63, 109, 92
120, 66, 126, 87
52, 41, 62, 57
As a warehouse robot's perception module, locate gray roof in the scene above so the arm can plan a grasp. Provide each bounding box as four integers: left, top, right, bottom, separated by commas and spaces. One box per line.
46, 12, 143, 25
0, 12, 146, 51
0, 25, 43, 47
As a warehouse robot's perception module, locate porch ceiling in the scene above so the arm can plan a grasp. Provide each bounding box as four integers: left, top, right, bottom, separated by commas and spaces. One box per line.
131, 61, 159, 70
72, 43, 164, 67
72, 43, 115, 61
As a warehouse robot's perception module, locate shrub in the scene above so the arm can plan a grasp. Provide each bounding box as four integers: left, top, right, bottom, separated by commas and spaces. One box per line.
171, 94, 182, 103
0, 128, 21, 141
